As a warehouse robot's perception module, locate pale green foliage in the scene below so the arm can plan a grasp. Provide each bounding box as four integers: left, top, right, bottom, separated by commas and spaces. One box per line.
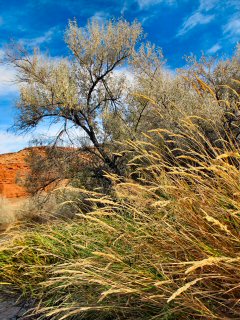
127, 45, 240, 146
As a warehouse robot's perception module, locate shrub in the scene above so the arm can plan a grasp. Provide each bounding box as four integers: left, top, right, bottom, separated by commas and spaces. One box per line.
0, 197, 28, 231
0, 197, 16, 230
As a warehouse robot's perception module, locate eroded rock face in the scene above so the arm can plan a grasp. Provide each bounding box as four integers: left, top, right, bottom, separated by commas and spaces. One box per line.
0, 149, 30, 199
0, 146, 90, 200
0, 147, 74, 231
0, 147, 78, 199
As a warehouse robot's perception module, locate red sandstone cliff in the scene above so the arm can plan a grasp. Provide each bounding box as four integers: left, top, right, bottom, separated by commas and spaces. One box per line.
0, 147, 90, 199
0, 149, 31, 198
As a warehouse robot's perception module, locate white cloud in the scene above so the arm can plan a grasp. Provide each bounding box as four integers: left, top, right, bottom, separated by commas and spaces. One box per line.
177, 12, 214, 36
207, 43, 222, 54
120, 0, 175, 14
199, 0, 218, 11
0, 122, 85, 154
0, 27, 61, 98
20, 26, 60, 47
177, 0, 239, 38
0, 49, 64, 97
223, 16, 240, 38
0, 131, 29, 154
120, 1, 128, 15
113, 66, 135, 85
0, 50, 18, 96
177, 0, 217, 38
137, 0, 175, 9
90, 11, 111, 23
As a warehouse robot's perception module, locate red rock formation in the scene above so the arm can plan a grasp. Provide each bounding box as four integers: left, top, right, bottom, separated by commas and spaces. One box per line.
0, 147, 90, 199
0, 149, 31, 198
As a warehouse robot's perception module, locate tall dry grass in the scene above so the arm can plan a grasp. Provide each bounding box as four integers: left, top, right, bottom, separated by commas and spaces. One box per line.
0, 87, 240, 319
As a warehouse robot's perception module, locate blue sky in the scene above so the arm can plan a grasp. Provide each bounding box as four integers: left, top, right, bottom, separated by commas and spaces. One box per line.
0, 0, 239, 153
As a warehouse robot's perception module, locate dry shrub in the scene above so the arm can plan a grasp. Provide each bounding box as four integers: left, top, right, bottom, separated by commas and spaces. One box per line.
0, 197, 16, 230
0, 197, 28, 231
17, 186, 98, 226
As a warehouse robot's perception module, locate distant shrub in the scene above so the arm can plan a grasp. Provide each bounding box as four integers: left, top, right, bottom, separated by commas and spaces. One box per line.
0, 197, 16, 229
0, 197, 27, 232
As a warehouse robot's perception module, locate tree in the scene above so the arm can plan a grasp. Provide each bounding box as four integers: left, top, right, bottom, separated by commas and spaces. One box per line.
5, 19, 143, 177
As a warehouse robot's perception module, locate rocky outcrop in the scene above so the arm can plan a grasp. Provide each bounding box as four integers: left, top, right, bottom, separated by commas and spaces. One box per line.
0, 149, 30, 199
0, 146, 88, 199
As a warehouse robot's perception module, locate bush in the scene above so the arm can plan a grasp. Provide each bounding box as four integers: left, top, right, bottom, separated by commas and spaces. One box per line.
0, 197, 28, 231
0, 197, 16, 231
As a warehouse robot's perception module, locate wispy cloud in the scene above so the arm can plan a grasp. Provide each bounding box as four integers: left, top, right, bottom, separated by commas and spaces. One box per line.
207, 43, 222, 54
177, 12, 214, 36
0, 121, 85, 154
20, 26, 60, 47
199, 0, 218, 11
0, 50, 18, 96
0, 131, 30, 154
137, 0, 175, 9
177, 0, 216, 37
120, 1, 128, 15
223, 15, 240, 39
0, 125, 53, 154
90, 11, 111, 23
